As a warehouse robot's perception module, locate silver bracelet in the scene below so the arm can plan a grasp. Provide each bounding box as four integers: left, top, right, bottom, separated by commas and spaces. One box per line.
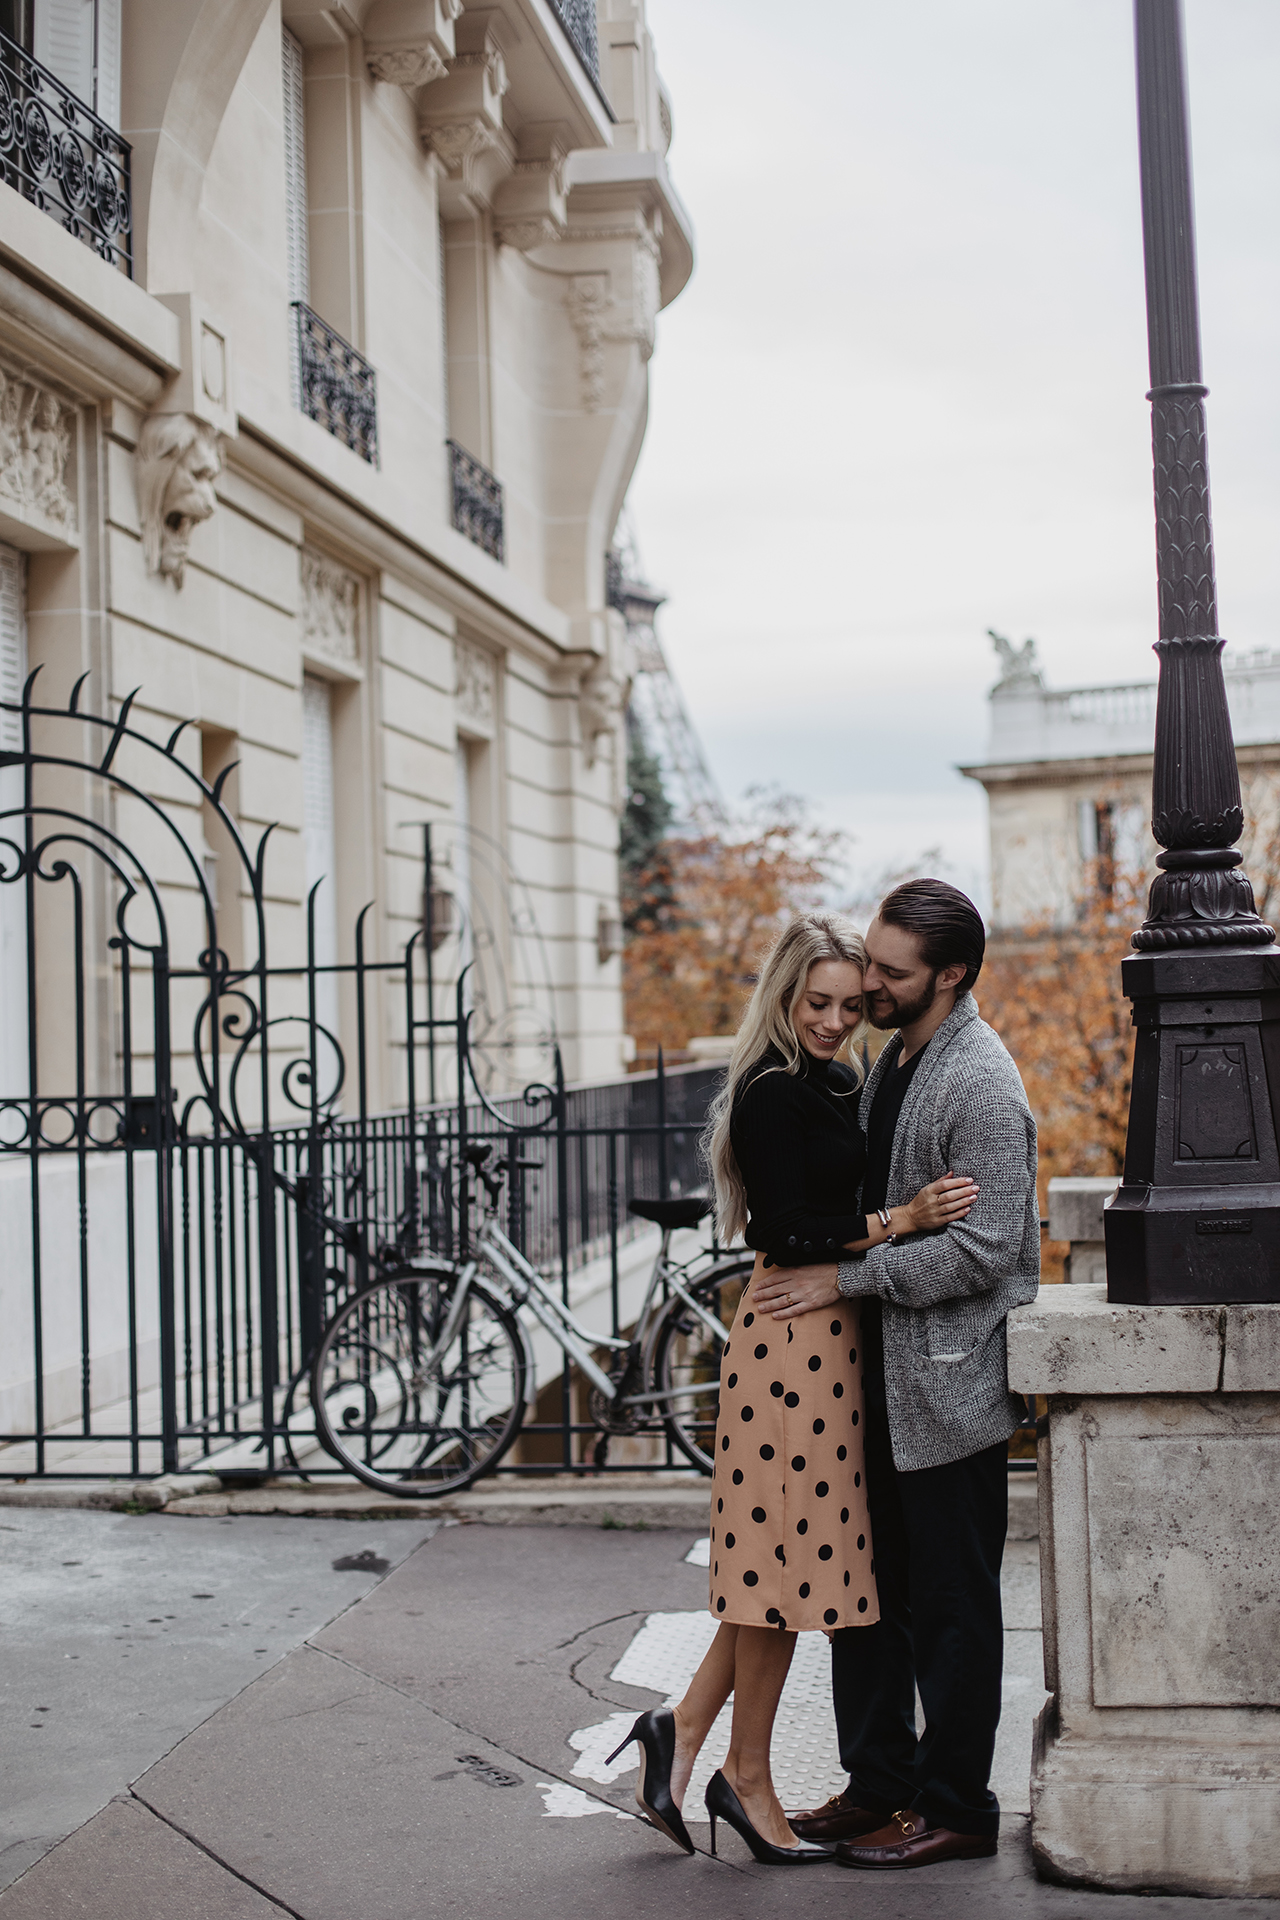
876, 1206, 892, 1231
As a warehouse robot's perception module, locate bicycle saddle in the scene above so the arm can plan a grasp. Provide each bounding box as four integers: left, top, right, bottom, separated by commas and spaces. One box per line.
462, 1141, 495, 1167
627, 1197, 713, 1230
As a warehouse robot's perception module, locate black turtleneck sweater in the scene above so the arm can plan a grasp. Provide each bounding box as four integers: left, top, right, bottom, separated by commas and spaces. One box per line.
730, 1048, 868, 1267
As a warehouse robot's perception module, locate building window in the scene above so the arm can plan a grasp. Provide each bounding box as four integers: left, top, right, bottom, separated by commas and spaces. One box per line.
0, 539, 27, 1098
282, 28, 377, 464
0, 0, 131, 272
302, 674, 339, 1042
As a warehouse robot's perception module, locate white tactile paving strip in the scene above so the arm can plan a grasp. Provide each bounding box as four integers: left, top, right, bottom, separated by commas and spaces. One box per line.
554, 1537, 1048, 1822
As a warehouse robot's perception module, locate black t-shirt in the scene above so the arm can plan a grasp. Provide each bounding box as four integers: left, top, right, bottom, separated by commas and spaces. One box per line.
859, 1037, 928, 1404
730, 1048, 867, 1267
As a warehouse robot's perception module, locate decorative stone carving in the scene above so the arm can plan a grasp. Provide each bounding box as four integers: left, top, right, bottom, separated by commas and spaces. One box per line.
136, 413, 222, 587
424, 117, 495, 173
566, 276, 609, 411
0, 368, 75, 533
364, 0, 460, 90
450, 44, 508, 98
579, 657, 625, 768
368, 44, 446, 86
301, 548, 361, 665
495, 152, 567, 252
456, 638, 495, 735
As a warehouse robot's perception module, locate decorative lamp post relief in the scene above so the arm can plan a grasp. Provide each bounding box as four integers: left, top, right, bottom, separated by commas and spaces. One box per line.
1105, 0, 1280, 1304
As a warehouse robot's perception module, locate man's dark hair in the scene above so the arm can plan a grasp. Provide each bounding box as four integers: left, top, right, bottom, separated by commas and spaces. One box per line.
877, 878, 986, 994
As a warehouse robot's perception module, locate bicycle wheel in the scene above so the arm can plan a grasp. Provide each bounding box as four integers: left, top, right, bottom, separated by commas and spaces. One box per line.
650, 1259, 753, 1474
310, 1266, 527, 1497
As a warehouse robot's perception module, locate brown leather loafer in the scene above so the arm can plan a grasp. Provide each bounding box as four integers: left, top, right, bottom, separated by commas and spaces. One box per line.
785, 1790, 892, 1843
834, 1808, 998, 1869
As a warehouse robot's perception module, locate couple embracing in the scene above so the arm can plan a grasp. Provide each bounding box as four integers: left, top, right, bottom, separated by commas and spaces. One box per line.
611, 879, 1040, 1870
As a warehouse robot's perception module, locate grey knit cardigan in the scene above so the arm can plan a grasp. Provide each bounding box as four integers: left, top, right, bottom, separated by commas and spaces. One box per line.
836, 992, 1040, 1472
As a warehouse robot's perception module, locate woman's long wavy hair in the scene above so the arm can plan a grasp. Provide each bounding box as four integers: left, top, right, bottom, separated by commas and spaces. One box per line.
701, 912, 869, 1246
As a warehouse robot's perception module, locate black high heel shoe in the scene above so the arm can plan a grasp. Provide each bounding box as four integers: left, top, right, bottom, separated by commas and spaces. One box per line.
704, 1770, 835, 1865
605, 1709, 695, 1855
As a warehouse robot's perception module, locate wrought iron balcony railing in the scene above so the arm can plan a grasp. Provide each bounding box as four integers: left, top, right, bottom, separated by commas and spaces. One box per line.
547, 0, 600, 82
0, 28, 131, 274
292, 302, 378, 465
448, 440, 504, 563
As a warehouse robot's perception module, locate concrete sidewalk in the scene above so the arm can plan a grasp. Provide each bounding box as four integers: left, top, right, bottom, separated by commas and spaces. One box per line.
2, 1512, 1274, 1919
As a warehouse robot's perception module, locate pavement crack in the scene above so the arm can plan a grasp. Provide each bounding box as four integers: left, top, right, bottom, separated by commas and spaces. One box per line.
130, 1790, 304, 1918
551, 1608, 646, 1653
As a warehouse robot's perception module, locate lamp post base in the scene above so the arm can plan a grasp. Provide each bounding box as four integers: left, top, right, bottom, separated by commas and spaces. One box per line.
1106, 945, 1280, 1305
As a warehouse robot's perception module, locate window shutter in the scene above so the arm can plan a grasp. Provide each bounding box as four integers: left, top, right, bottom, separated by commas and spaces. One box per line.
282, 29, 309, 306
0, 540, 27, 754
94, 0, 120, 127
33, 0, 94, 106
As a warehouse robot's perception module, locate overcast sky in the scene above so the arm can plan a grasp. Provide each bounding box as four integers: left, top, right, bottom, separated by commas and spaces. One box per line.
626, 0, 1280, 911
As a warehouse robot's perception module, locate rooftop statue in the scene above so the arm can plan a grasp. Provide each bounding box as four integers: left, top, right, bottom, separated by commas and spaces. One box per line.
987, 627, 1045, 694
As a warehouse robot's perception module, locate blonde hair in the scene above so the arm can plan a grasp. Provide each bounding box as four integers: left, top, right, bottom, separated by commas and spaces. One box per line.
702, 912, 869, 1245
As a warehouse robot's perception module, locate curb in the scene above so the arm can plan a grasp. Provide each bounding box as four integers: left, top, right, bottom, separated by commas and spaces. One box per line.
0, 1471, 1039, 1536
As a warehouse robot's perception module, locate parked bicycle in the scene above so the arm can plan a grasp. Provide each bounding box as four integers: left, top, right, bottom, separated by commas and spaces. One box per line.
308, 1141, 753, 1496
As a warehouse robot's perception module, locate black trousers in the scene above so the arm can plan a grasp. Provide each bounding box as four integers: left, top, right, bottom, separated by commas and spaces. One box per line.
830, 1392, 1008, 1837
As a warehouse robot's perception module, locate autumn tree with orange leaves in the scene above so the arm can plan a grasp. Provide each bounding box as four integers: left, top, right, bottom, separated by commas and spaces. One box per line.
623, 786, 846, 1062
977, 865, 1148, 1199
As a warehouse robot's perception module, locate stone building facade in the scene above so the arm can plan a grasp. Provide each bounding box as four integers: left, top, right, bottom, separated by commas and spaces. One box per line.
961, 637, 1280, 931
0, 0, 692, 1107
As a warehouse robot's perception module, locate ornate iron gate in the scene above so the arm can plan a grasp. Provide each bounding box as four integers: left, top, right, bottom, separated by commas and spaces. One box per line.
0, 674, 716, 1482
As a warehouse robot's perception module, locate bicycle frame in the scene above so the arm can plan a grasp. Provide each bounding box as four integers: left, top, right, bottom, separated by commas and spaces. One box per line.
427, 1206, 735, 1410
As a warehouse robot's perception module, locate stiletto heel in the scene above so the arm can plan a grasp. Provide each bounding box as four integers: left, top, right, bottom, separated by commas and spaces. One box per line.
703, 1770, 834, 1865
605, 1709, 695, 1855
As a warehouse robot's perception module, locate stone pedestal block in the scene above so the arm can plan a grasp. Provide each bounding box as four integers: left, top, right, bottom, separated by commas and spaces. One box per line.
1047, 1176, 1117, 1284
1008, 1284, 1280, 1897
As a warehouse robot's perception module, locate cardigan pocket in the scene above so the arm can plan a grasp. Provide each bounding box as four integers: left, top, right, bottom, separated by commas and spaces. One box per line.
912, 1305, 980, 1364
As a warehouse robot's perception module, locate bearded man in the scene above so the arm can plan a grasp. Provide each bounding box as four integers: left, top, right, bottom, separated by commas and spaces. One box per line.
752, 877, 1039, 1870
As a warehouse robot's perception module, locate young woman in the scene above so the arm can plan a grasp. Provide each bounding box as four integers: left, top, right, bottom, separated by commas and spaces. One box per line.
607, 913, 977, 1863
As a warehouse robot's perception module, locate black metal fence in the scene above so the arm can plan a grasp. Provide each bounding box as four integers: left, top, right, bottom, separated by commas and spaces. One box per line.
0, 673, 722, 1482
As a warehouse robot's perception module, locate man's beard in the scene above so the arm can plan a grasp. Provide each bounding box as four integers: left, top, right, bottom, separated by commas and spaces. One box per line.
867, 971, 938, 1031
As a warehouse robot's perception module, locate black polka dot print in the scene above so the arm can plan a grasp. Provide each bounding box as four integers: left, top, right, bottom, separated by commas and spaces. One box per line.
707, 1253, 877, 1632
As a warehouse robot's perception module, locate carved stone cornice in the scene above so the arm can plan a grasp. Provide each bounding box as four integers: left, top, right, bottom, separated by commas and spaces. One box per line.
363, 0, 459, 92
369, 44, 446, 86
493, 151, 568, 251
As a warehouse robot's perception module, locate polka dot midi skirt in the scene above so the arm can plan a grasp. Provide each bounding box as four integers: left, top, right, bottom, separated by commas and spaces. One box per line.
709, 1254, 878, 1633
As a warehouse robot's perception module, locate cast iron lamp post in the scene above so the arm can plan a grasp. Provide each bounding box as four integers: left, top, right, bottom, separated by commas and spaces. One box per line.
1104, 0, 1280, 1303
